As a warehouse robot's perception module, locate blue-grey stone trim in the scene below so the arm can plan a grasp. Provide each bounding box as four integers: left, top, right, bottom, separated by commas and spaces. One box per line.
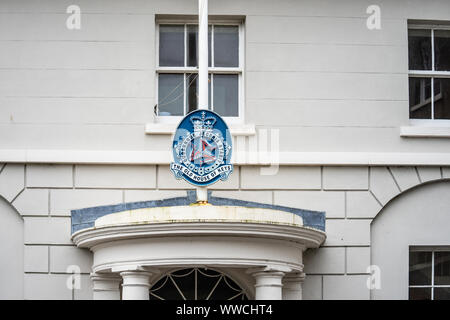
71, 190, 325, 234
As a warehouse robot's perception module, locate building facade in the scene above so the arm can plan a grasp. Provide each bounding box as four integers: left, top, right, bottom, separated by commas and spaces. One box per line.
0, 0, 450, 300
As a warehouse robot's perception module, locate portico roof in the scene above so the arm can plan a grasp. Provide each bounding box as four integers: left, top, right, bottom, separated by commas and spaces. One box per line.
71, 190, 326, 234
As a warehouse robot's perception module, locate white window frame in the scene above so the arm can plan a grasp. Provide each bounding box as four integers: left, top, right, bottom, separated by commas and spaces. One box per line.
155, 18, 245, 124
408, 24, 450, 126
409, 246, 450, 300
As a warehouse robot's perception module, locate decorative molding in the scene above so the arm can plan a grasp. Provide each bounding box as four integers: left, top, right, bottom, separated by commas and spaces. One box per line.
72, 221, 326, 249
145, 122, 256, 136
2, 149, 450, 166
400, 126, 450, 138
92, 258, 304, 275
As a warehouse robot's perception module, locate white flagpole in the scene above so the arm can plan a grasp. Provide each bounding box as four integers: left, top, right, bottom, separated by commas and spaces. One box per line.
196, 0, 208, 203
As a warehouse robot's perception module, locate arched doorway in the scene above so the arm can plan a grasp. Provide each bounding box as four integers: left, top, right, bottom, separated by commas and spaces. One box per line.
0, 196, 24, 299
371, 180, 450, 300
150, 268, 248, 300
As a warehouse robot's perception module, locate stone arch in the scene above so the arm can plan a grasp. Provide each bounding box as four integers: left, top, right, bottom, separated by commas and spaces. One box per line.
148, 267, 252, 300
0, 164, 25, 215
370, 166, 450, 220
371, 180, 450, 299
0, 195, 24, 299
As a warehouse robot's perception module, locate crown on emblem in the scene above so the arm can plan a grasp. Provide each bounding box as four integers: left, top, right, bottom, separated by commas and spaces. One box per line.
190, 111, 216, 134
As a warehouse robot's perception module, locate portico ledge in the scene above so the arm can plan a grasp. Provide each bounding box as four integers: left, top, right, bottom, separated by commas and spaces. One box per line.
71, 204, 325, 275
70, 193, 326, 277
72, 205, 325, 249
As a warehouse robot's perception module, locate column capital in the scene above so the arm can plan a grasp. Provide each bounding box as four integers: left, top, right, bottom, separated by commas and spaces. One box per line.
247, 265, 288, 300
90, 272, 122, 300
246, 264, 292, 276
282, 272, 305, 300
111, 264, 159, 275
119, 269, 154, 300
283, 272, 306, 283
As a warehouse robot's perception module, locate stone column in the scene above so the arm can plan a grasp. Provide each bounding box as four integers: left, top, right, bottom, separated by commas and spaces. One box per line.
248, 266, 289, 300
120, 271, 153, 300
91, 273, 122, 300
282, 272, 305, 300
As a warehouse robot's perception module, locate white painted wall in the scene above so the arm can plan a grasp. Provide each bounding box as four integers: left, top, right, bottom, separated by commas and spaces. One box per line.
0, 0, 449, 155
0, 196, 24, 299
371, 180, 450, 299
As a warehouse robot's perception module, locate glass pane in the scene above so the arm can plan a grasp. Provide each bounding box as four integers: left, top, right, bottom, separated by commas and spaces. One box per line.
409, 251, 432, 285
435, 251, 450, 285
158, 73, 184, 116
435, 30, 450, 71
434, 287, 450, 300
408, 29, 432, 70
186, 73, 198, 113
187, 25, 197, 67
214, 25, 239, 67
433, 78, 450, 120
187, 25, 212, 67
159, 25, 184, 67
172, 270, 195, 300
186, 73, 211, 113
213, 74, 238, 117
409, 287, 431, 300
409, 78, 432, 119
209, 25, 212, 67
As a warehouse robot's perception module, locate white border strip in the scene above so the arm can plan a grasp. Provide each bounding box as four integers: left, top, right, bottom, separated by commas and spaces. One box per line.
1, 149, 450, 166
400, 126, 450, 138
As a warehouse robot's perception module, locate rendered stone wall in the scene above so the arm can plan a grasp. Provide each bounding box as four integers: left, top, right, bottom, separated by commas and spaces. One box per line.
1, 163, 448, 299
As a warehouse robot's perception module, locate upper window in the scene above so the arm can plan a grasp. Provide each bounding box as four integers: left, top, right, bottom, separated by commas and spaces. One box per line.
156, 21, 243, 119
408, 27, 450, 120
409, 248, 450, 300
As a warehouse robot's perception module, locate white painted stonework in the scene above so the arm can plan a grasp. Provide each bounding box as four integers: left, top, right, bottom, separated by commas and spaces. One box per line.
72, 204, 325, 300
1, 0, 450, 300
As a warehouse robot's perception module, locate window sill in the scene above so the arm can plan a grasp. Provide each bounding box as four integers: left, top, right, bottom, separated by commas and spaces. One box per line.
400, 126, 450, 138
145, 122, 256, 136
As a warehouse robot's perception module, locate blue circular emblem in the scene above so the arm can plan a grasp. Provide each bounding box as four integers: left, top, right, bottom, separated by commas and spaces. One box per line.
171, 110, 233, 186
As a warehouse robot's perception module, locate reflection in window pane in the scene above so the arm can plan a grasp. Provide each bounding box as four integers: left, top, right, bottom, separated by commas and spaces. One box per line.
408, 29, 432, 70
434, 252, 450, 285
409, 251, 432, 285
186, 74, 211, 113
187, 25, 212, 67
409, 287, 431, 300
186, 73, 198, 114
158, 74, 184, 116
434, 287, 450, 300
187, 25, 198, 67
434, 78, 450, 120
159, 25, 184, 67
213, 74, 238, 117
435, 30, 450, 71
214, 26, 239, 67
409, 78, 432, 119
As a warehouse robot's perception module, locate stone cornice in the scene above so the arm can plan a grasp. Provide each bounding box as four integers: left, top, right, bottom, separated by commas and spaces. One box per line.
72, 221, 326, 249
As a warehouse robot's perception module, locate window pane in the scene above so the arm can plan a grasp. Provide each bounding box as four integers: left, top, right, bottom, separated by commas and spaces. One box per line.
434, 287, 450, 300
409, 287, 431, 300
187, 25, 197, 67
214, 26, 239, 67
434, 78, 450, 120
409, 78, 432, 119
159, 25, 184, 67
213, 74, 238, 117
435, 30, 450, 71
408, 29, 432, 70
435, 251, 450, 285
186, 74, 211, 113
158, 74, 184, 116
186, 73, 198, 113
409, 251, 432, 285
187, 25, 212, 67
